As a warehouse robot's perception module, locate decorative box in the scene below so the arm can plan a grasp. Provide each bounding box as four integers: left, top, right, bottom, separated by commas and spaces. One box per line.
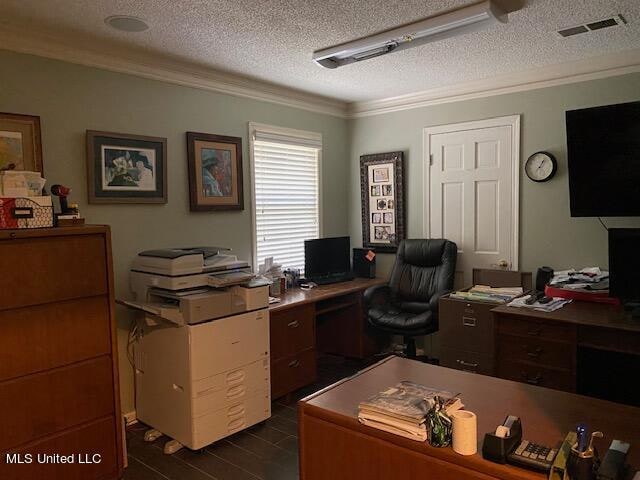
0, 196, 54, 229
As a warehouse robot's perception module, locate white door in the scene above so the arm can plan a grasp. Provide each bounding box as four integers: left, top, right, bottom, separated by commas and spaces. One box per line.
424, 116, 520, 288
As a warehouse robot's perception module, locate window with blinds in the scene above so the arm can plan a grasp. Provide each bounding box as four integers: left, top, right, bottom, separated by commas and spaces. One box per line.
251, 124, 321, 272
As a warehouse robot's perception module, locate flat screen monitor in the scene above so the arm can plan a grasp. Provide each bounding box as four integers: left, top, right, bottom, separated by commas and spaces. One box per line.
608, 228, 640, 302
566, 101, 640, 217
304, 236, 351, 278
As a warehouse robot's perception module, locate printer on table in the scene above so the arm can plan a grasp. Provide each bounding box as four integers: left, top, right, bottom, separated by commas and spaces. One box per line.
121, 247, 271, 455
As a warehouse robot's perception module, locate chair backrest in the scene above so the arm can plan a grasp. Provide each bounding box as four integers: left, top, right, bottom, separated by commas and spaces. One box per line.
388, 239, 457, 302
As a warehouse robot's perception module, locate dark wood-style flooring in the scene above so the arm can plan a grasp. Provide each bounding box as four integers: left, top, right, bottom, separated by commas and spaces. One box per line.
123, 355, 373, 480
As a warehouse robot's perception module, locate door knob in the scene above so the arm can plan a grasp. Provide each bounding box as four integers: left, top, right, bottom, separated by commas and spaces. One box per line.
497, 259, 509, 268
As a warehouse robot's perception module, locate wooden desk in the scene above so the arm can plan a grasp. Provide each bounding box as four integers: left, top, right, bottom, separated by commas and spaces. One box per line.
299, 356, 640, 480
269, 278, 385, 399
492, 302, 640, 403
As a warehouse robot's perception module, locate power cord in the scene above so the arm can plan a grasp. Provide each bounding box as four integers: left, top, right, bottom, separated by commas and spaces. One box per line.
598, 217, 608, 231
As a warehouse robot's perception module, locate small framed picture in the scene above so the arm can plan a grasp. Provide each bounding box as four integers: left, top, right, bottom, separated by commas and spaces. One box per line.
360, 151, 405, 252
86, 131, 167, 204
0, 112, 43, 173
187, 132, 244, 211
373, 167, 390, 183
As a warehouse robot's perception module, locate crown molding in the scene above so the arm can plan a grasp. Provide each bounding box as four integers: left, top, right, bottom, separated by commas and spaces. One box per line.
346, 49, 640, 118
0, 23, 348, 118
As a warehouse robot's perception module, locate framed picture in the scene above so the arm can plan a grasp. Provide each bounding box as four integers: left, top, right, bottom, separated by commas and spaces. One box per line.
0, 113, 43, 173
86, 131, 167, 204
360, 151, 405, 252
187, 132, 243, 211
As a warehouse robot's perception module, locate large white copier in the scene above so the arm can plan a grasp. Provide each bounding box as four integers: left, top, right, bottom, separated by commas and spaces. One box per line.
123, 247, 271, 454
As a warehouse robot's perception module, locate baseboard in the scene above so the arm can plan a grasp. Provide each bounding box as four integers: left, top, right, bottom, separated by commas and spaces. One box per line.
123, 410, 138, 427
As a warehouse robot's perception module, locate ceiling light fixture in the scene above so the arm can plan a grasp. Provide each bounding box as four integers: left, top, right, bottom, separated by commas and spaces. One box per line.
105, 15, 149, 33
312, 0, 507, 69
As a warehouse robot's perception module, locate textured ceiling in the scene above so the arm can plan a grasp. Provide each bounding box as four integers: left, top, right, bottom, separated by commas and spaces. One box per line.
1, 0, 639, 102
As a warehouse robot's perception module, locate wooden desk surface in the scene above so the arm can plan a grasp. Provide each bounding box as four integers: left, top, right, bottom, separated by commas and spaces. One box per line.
269, 277, 385, 313
300, 356, 640, 480
492, 301, 640, 333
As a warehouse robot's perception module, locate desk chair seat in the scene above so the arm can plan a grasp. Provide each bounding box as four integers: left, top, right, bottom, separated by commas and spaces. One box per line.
364, 239, 457, 358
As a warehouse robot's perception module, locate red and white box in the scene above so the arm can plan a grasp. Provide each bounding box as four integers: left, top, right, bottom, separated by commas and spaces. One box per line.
0, 196, 54, 229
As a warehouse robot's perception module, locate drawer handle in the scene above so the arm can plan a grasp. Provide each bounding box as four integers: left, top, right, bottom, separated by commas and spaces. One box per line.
527, 328, 542, 336
287, 320, 299, 328
456, 359, 478, 372
526, 347, 543, 358
288, 359, 300, 368
227, 385, 246, 399
462, 316, 477, 327
522, 372, 543, 385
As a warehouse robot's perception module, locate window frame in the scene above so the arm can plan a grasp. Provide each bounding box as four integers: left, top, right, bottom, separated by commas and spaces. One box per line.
248, 122, 323, 271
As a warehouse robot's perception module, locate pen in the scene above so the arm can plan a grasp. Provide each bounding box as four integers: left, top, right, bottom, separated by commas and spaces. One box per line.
576, 423, 588, 452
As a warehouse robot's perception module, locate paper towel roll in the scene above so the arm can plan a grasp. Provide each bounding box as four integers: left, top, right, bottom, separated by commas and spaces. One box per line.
451, 410, 477, 456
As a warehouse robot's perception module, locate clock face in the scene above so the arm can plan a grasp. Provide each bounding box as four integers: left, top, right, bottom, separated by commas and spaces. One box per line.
525, 152, 557, 182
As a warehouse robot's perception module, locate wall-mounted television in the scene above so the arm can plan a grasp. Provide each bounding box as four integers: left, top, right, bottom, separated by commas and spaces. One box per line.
566, 101, 640, 217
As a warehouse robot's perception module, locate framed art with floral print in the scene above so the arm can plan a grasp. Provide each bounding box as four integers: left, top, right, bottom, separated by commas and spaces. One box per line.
360, 151, 405, 253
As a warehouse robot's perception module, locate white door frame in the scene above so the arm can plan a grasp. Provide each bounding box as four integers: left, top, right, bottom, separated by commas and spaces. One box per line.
422, 114, 521, 270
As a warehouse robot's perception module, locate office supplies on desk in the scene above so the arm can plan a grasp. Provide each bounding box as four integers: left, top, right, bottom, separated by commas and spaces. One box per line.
567, 429, 604, 480
597, 440, 630, 480
451, 410, 477, 455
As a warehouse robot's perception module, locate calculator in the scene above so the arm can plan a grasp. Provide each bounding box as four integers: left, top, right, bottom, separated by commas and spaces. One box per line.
507, 440, 558, 472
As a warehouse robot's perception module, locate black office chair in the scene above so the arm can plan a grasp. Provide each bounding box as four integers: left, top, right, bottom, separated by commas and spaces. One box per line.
364, 239, 458, 358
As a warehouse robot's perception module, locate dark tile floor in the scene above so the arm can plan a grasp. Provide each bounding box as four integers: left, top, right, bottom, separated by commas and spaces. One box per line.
124, 355, 374, 480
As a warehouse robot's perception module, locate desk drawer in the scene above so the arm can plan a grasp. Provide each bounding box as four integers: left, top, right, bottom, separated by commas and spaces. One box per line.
498, 334, 574, 370
271, 348, 316, 399
0, 356, 115, 451
0, 234, 108, 310
498, 361, 574, 392
270, 304, 315, 360
439, 298, 495, 353
440, 346, 494, 376
0, 296, 112, 382
497, 315, 576, 344
578, 327, 640, 354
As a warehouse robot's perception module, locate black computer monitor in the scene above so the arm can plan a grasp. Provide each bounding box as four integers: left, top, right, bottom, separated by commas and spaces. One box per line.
304, 236, 351, 280
609, 229, 640, 310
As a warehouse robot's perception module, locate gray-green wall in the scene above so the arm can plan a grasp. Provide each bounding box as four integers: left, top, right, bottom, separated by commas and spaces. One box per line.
348, 73, 640, 277
0, 50, 349, 413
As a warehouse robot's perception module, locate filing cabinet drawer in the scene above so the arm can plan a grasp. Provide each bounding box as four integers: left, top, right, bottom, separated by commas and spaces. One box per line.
270, 304, 315, 360
498, 361, 575, 392
440, 346, 495, 376
0, 296, 112, 382
497, 315, 576, 344
0, 356, 115, 451
271, 348, 317, 399
0, 234, 108, 310
498, 334, 574, 370
439, 297, 495, 353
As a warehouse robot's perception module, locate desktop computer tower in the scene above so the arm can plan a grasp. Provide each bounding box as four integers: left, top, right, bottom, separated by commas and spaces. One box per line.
353, 248, 376, 278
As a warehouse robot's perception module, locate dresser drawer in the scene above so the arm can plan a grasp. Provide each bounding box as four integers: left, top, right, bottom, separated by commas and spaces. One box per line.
0, 234, 108, 310
498, 334, 574, 370
439, 298, 495, 353
497, 315, 576, 344
498, 361, 575, 392
0, 356, 115, 450
0, 417, 118, 480
270, 304, 315, 360
0, 296, 112, 382
271, 348, 317, 399
440, 346, 495, 376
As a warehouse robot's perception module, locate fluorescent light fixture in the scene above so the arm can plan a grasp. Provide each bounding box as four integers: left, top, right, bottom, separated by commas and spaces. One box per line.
312, 0, 507, 69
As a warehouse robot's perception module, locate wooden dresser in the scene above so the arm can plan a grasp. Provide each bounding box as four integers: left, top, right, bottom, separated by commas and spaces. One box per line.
0, 226, 123, 480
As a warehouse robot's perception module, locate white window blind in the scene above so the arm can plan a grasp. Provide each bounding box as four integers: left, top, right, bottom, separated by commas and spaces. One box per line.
252, 128, 321, 272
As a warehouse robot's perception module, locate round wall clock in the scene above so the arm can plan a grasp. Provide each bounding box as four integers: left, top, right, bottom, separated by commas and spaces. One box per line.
525, 151, 557, 182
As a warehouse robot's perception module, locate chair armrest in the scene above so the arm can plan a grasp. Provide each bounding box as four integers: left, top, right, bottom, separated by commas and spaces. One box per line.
363, 284, 391, 306
429, 290, 451, 313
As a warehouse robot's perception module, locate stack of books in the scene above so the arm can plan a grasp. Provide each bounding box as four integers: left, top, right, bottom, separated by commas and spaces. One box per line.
449, 285, 524, 304
357, 381, 463, 442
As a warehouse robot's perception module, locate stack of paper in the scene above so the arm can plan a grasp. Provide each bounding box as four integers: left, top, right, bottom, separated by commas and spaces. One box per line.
449, 285, 523, 304
358, 381, 463, 442
550, 267, 609, 286
507, 295, 572, 312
